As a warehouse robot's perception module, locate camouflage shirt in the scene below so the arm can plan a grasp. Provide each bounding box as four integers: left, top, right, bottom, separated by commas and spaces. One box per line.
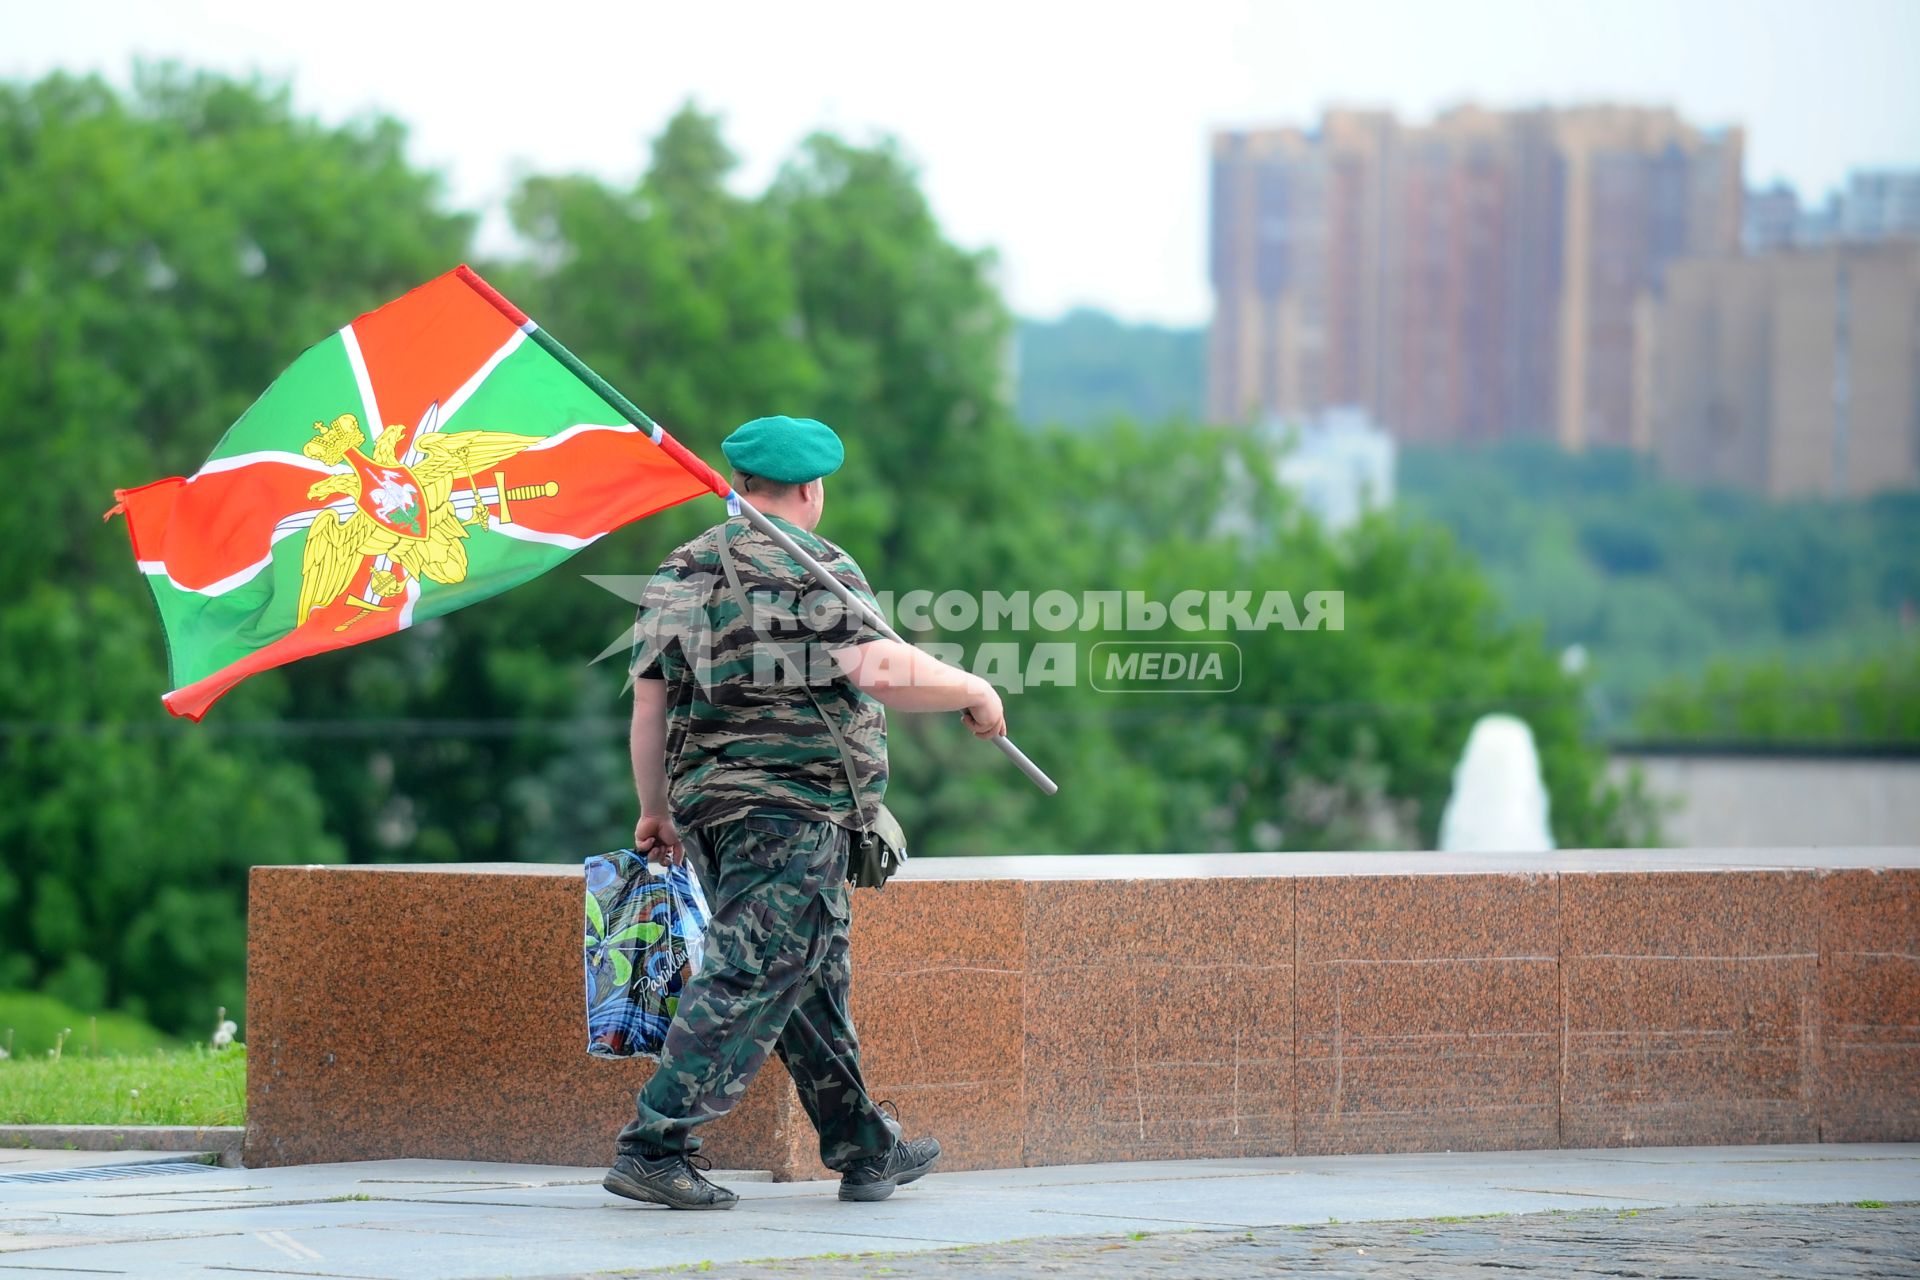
631, 514, 888, 831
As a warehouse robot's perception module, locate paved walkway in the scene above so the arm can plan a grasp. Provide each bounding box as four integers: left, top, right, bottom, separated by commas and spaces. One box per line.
606, 1204, 1918, 1279
0, 1144, 1913, 1278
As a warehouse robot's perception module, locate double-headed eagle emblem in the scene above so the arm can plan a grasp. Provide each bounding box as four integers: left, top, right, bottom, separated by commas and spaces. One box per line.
296, 406, 558, 628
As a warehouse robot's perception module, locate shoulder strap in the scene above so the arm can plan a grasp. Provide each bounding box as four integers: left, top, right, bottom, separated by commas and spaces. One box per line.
719, 522, 871, 831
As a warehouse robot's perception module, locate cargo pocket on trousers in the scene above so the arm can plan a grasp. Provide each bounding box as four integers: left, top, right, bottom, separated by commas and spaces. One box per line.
712, 884, 786, 981
802, 883, 849, 976
728, 909, 786, 979
737, 815, 813, 870
738, 848, 825, 981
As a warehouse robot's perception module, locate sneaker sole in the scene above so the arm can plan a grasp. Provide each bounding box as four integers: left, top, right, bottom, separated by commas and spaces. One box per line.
603, 1169, 738, 1211
838, 1149, 940, 1202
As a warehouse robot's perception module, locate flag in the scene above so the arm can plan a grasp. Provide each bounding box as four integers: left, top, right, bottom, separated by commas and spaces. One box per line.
113, 266, 728, 720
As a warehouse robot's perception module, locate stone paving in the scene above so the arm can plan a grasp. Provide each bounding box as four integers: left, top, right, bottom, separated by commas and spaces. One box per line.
0, 1144, 1915, 1277
602, 1204, 1920, 1279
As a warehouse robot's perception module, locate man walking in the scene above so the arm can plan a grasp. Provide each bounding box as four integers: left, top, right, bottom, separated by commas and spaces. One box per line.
606, 415, 1007, 1210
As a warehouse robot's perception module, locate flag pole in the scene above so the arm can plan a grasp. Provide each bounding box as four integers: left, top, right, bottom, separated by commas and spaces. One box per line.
454, 267, 1059, 796
730, 496, 1057, 794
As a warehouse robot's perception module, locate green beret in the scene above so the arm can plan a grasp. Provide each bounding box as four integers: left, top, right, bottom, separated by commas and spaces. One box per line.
721, 415, 845, 485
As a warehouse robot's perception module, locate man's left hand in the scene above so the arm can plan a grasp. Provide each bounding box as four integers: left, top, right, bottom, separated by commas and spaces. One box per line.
635, 814, 684, 866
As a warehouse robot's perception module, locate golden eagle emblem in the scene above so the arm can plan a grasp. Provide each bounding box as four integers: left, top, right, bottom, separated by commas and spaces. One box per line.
296, 404, 559, 628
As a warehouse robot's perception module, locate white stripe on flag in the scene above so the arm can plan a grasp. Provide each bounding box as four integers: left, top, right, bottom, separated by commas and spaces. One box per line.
400, 402, 442, 468
340, 324, 384, 441
430, 329, 528, 435
273, 500, 356, 535
142, 416, 651, 598
521, 422, 638, 453
193, 451, 335, 479
139, 555, 274, 598
147, 502, 352, 598
398, 573, 421, 630
486, 520, 597, 551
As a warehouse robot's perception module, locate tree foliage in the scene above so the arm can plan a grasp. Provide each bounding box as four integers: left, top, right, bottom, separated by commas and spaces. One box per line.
1400, 441, 1920, 723
1637, 646, 1920, 745
1015, 309, 1206, 429
0, 66, 465, 1029
2, 73, 1646, 1037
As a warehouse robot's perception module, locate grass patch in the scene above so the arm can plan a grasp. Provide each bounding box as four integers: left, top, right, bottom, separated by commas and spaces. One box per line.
1853, 1200, 1886, 1210
0, 992, 176, 1059
0, 1044, 244, 1126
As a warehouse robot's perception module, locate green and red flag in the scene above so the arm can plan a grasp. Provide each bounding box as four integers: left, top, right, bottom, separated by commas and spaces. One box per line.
112, 266, 729, 720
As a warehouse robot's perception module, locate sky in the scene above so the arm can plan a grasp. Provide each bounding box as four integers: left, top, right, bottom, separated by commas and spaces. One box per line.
6, 0, 1918, 325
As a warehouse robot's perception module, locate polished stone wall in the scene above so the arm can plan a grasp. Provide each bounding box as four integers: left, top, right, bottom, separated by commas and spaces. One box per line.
244, 850, 1919, 1176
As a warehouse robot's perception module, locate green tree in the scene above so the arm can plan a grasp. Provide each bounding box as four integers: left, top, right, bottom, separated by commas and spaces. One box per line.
1015, 309, 1206, 429
923, 420, 1653, 853
506, 105, 821, 444
1637, 646, 1920, 744
0, 66, 468, 1031
1400, 441, 1920, 721
766, 132, 1012, 559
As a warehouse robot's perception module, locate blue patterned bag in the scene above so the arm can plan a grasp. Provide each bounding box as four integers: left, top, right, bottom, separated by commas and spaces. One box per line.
584, 850, 711, 1059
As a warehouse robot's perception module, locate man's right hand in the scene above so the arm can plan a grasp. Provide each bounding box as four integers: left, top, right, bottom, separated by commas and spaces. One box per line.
634, 814, 684, 866
961, 679, 1007, 740
832, 640, 1008, 737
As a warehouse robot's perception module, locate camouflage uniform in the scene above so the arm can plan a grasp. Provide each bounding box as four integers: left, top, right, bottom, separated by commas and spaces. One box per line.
616, 514, 898, 1170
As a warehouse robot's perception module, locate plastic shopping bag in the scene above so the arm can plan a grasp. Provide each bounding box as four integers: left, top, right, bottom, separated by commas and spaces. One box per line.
584, 849, 712, 1059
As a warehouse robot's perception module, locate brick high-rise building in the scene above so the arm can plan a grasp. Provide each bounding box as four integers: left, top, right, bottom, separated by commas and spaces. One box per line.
1652, 242, 1920, 498
1208, 106, 1744, 450
1840, 170, 1920, 241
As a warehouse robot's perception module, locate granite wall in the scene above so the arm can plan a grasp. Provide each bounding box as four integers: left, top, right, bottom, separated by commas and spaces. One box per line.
243, 852, 1919, 1176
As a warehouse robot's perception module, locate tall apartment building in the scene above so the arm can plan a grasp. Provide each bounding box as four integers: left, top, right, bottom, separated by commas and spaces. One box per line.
1744, 182, 1810, 251
1209, 106, 1743, 450
1838, 170, 1920, 241
1653, 241, 1920, 498
1741, 168, 1920, 250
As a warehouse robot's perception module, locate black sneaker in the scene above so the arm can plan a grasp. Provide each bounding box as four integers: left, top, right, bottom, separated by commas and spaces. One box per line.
604, 1149, 738, 1210
839, 1135, 941, 1202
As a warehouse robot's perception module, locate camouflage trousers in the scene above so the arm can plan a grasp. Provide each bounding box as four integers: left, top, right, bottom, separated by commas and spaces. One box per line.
616, 814, 899, 1171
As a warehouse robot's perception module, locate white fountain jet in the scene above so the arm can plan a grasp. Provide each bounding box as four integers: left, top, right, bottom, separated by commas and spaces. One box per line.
1438, 713, 1555, 853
